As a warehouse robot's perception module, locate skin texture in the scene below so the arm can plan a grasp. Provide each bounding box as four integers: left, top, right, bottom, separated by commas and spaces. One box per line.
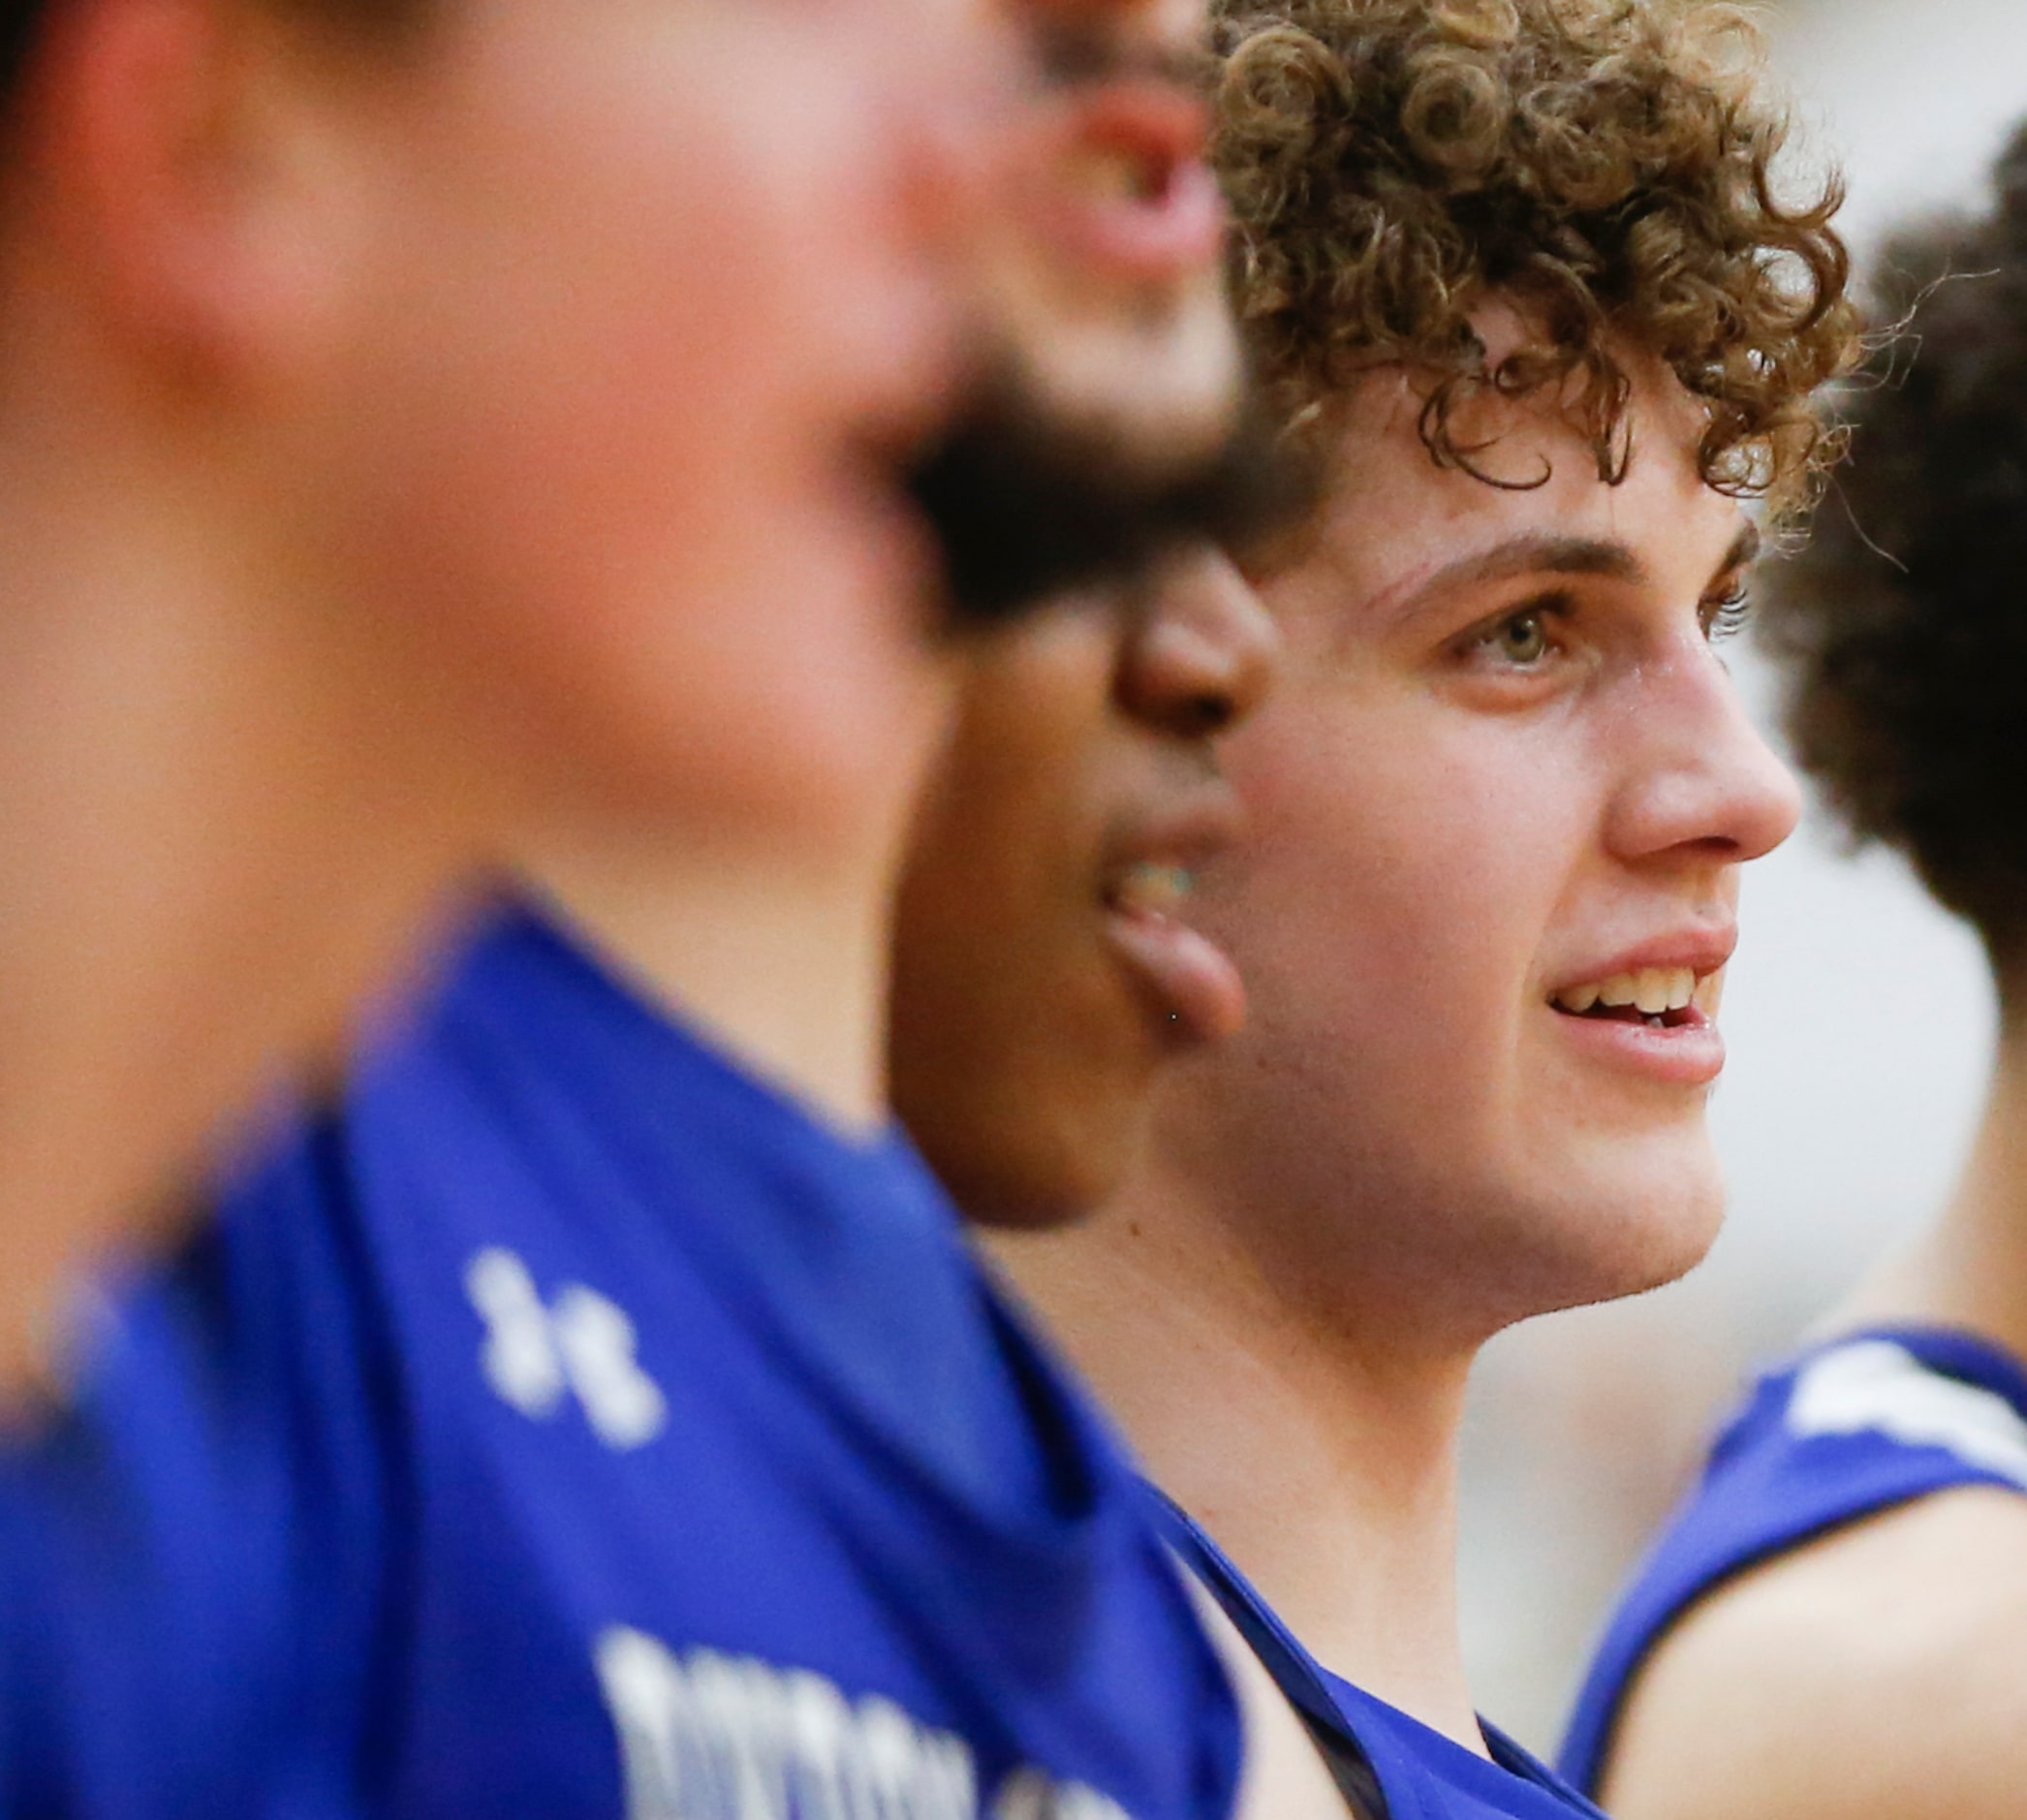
291, 0, 984, 842
0, 0, 998, 1399
1599, 1033, 2027, 1820
995, 337, 1800, 1748
890, 546, 1276, 1228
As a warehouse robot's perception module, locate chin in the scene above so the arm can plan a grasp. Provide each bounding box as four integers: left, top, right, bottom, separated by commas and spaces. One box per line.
932, 1100, 1148, 1234
1507, 1140, 1728, 1321
1018, 306, 1244, 479
952, 1149, 1136, 1234
1110, 316, 1246, 473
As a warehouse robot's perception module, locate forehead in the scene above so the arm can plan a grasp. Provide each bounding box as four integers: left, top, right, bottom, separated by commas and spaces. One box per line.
1275, 361, 1750, 635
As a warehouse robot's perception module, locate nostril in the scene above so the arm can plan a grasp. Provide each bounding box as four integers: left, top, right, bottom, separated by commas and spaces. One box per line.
1188, 695, 1238, 736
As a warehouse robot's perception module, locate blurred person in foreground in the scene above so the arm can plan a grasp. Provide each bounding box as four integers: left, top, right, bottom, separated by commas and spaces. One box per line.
0, 0, 1357, 1814
988, 2, 1858, 1814
1560, 123, 2027, 1820
0, 0, 1007, 1403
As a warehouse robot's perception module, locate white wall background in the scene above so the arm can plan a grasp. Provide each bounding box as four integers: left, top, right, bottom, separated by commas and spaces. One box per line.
1457, 0, 2023, 1753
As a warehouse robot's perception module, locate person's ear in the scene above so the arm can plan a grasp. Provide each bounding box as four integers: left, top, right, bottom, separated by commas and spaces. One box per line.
19, 0, 380, 389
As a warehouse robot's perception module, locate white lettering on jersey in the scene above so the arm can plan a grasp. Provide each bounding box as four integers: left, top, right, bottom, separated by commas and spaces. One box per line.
990, 1769, 1135, 1820
1787, 1338, 2027, 1485
595, 1626, 1134, 1820
467, 1248, 567, 1418
465, 1248, 669, 1451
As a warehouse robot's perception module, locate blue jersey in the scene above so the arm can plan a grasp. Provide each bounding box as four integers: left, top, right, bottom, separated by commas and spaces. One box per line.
1150, 1495, 1606, 1820
0, 904, 1241, 1820
1558, 1324, 2027, 1798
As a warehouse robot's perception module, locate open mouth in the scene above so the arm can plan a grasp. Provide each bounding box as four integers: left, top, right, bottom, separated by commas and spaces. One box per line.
1058, 128, 1203, 220
1104, 859, 1197, 920
1037, 79, 1225, 284
1099, 858, 1246, 1044
1550, 967, 1721, 1030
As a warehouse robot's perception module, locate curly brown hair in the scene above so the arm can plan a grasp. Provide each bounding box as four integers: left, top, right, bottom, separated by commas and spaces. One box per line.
1764, 125, 2027, 981
1212, 0, 1860, 520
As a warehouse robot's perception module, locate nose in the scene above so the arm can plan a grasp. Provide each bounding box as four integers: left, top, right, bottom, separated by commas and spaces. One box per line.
1603, 641, 1802, 868
1116, 545, 1279, 737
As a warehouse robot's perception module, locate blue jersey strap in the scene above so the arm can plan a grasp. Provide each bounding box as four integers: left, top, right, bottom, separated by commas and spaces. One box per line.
1143, 1485, 1385, 1819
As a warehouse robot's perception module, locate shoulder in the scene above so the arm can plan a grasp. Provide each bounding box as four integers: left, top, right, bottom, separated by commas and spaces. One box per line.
1603, 1482, 2027, 1820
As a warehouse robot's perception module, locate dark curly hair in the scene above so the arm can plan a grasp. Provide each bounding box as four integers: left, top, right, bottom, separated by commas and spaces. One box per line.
1763, 124, 2027, 980
1211, 0, 1860, 521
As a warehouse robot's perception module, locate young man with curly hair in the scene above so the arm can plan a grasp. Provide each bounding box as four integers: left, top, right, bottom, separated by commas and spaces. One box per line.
985, 1, 1859, 1812
1559, 123, 2027, 1820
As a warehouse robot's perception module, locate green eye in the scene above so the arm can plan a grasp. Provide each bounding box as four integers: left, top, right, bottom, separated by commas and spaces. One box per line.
1489, 611, 1549, 665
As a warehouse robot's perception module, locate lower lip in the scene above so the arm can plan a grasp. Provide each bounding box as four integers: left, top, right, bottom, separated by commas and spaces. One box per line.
1105, 905, 1247, 1046
1549, 1006, 1726, 1087
1037, 156, 1227, 286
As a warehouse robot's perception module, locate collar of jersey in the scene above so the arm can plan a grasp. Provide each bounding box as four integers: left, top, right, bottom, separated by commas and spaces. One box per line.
398, 898, 1132, 1568
1146, 1488, 1608, 1820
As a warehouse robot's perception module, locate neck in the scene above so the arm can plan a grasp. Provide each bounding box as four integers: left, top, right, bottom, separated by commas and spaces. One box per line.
520, 799, 929, 1141
1836, 1021, 2027, 1357
0, 436, 483, 1407
990, 1163, 1486, 1751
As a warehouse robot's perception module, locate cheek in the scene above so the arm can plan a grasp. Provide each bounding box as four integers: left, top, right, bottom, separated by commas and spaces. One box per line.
451, 46, 868, 560
1186, 680, 1725, 1306
1215, 698, 1587, 1066
898, 637, 1126, 1040
342, 18, 944, 830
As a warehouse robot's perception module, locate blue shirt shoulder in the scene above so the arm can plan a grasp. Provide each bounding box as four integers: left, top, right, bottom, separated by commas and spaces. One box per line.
0, 1103, 412, 1815
0, 905, 1241, 1820
1556, 1323, 2027, 1797
1147, 1491, 1605, 1820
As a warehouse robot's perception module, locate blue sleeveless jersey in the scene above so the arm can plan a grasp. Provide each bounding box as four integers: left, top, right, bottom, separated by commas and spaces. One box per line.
1557, 1324, 2027, 1797
0, 904, 1241, 1820
1150, 1494, 1606, 1820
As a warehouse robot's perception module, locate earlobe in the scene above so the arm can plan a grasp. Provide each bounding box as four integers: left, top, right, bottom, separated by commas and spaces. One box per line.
23, 0, 363, 389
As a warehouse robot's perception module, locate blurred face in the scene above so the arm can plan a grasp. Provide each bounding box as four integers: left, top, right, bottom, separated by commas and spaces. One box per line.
987, 0, 1243, 475
296, 0, 998, 850
1151, 351, 1803, 1342
905, 0, 1271, 621
891, 548, 1277, 1226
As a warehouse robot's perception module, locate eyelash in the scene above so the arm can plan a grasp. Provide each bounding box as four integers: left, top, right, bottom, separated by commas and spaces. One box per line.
1700, 579, 1752, 643
1465, 578, 1753, 668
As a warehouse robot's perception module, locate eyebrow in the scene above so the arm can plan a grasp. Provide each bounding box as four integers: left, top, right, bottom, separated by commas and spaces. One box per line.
1374, 519, 1762, 633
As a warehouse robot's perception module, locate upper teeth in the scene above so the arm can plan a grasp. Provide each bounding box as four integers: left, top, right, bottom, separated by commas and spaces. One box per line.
1110, 862, 1196, 917
1065, 145, 1158, 204
1554, 967, 1704, 1017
